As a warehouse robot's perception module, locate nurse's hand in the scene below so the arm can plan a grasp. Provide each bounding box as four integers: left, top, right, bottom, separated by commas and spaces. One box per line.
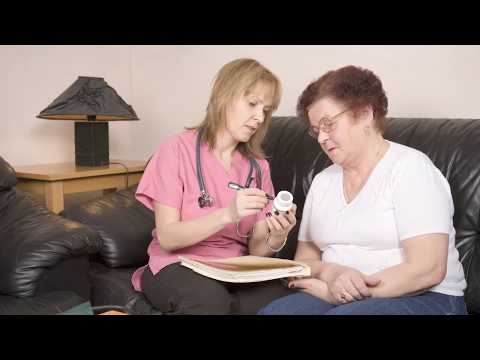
226, 188, 269, 223
265, 203, 297, 238
287, 277, 338, 304
260, 205, 296, 254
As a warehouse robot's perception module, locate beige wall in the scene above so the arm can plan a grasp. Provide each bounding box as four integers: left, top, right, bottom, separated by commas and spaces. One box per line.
1, 45, 135, 166
2, 45, 480, 167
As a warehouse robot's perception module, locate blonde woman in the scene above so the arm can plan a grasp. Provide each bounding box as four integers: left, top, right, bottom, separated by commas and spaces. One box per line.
132, 59, 297, 314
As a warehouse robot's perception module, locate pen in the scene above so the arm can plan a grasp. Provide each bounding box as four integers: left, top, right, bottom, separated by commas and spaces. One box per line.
228, 181, 275, 201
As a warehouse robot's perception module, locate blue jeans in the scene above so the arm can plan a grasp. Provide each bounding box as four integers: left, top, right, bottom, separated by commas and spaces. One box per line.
258, 291, 468, 315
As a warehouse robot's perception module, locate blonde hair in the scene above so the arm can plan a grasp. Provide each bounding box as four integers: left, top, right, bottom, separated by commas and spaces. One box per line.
189, 58, 282, 159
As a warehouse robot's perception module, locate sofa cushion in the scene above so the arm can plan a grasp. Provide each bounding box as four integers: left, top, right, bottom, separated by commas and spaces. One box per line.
36, 255, 91, 300
62, 186, 155, 268
89, 261, 160, 314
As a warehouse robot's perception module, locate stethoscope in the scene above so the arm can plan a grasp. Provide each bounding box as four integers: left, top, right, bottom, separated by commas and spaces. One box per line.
196, 128, 263, 209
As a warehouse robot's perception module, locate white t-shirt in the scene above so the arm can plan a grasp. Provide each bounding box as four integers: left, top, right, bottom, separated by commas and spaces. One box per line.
298, 141, 466, 296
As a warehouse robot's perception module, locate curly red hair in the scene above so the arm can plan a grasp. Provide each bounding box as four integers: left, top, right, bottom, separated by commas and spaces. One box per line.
296, 65, 388, 134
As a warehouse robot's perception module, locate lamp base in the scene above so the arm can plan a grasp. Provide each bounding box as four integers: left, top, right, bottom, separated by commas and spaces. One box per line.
74, 122, 109, 167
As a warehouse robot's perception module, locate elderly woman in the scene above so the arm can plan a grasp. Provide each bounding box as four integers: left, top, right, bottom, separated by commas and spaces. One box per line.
259, 65, 468, 315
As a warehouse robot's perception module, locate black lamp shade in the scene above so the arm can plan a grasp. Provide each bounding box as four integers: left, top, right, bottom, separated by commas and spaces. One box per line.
37, 76, 139, 167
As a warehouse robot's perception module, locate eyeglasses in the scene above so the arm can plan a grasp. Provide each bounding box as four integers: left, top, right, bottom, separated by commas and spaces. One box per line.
308, 108, 351, 138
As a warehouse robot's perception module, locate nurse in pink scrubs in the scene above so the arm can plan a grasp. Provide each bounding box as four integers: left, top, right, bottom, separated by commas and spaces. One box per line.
131, 58, 297, 314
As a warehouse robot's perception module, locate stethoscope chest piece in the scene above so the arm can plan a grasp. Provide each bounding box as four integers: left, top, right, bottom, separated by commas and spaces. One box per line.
195, 128, 262, 209
198, 191, 214, 208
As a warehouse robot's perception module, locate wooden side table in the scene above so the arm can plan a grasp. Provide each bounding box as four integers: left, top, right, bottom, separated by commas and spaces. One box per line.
14, 159, 146, 214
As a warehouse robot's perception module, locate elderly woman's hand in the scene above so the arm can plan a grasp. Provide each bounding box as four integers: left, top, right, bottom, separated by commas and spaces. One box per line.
324, 264, 381, 303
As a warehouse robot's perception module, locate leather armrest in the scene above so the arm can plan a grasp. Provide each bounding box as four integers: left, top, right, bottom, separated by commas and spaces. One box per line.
0, 189, 102, 297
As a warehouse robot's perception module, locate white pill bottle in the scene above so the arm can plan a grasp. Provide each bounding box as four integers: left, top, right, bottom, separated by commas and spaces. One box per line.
272, 190, 293, 213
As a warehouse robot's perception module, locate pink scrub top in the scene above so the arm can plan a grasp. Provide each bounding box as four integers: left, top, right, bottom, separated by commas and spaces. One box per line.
131, 130, 274, 291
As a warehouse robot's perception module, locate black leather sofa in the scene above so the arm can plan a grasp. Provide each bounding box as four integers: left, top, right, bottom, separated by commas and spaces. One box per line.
0, 156, 102, 314
62, 116, 480, 315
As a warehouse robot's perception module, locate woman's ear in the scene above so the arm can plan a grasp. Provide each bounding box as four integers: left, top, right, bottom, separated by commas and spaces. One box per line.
357, 105, 374, 127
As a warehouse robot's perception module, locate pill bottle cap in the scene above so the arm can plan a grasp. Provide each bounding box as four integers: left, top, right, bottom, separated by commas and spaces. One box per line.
273, 191, 293, 212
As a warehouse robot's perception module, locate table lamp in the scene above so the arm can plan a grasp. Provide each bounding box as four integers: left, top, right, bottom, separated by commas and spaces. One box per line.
37, 76, 139, 167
